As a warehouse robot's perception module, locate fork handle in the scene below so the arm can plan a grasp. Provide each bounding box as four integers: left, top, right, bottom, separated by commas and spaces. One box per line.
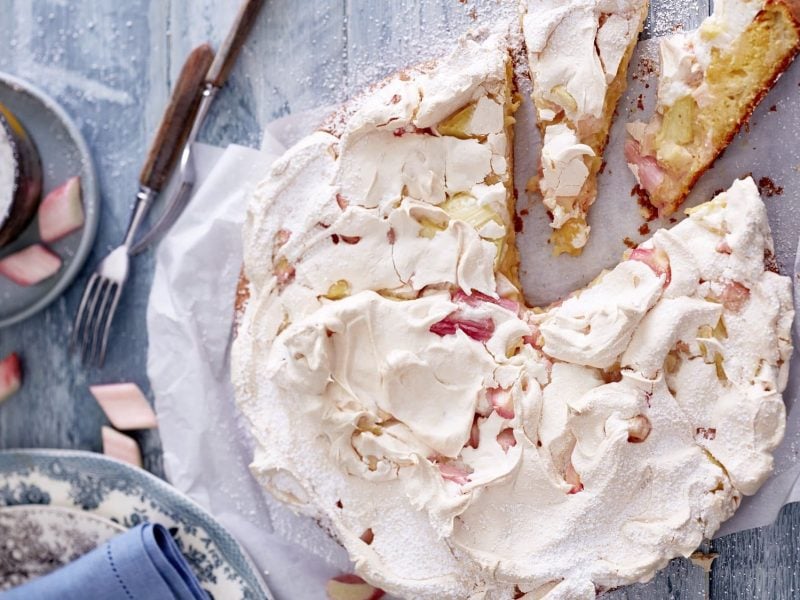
205, 0, 264, 88
139, 43, 214, 192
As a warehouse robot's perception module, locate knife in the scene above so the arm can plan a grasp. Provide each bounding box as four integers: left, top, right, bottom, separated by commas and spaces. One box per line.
130, 0, 265, 255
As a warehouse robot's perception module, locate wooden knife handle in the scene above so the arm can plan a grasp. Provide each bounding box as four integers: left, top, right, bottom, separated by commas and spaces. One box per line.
205, 0, 264, 88
139, 43, 214, 191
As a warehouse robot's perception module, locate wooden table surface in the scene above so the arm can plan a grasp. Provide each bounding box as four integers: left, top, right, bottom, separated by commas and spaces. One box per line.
0, 1, 797, 598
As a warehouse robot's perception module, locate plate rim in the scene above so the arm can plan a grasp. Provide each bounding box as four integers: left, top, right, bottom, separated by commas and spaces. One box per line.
0, 448, 272, 600
0, 71, 100, 329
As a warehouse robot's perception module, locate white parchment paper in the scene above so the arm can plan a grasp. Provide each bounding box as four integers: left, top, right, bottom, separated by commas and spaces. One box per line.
147, 39, 800, 599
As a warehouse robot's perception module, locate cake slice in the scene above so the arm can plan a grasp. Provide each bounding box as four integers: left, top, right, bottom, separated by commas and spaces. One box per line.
523, 0, 648, 255
626, 0, 800, 216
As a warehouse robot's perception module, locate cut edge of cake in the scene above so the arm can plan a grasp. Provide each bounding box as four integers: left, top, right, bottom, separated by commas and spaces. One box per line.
626, 0, 800, 217
524, 0, 649, 256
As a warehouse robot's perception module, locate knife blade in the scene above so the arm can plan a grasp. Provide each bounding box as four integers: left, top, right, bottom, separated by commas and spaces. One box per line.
130, 0, 264, 255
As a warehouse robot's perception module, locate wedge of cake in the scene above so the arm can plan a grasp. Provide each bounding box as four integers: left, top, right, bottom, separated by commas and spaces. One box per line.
232, 26, 794, 599
523, 0, 648, 255
626, 0, 800, 216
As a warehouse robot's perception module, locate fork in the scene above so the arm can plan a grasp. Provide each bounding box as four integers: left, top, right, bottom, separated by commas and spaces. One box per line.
71, 43, 214, 366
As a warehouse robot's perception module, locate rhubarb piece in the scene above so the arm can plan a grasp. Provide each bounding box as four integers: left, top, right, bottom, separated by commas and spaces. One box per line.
626, 0, 800, 215
0, 243, 61, 286
101, 426, 142, 468
0, 352, 22, 403
437, 462, 471, 485
326, 574, 384, 600
487, 387, 515, 420
90, 382, 158, 430
452, 290, 519, 313
430, 314, 495, 342
719, 282, 750, 313
627, 415, 652, 443
38, 176, 84, 243
628, 247, 671, 286
497, 428, 517, 453
565, 460, 584, 494
468, 415, 481, 449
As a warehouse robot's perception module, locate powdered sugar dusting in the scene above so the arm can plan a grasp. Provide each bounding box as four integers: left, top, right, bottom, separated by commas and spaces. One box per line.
233, 17, 793, 598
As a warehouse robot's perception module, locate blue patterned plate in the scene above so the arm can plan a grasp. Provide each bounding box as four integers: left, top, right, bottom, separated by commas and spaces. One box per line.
0, 505, 125, 590
0, 449, 271, 600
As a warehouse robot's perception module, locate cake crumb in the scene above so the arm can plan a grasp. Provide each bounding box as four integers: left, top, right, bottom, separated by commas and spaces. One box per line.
689, 551, 719, 573
632, 185, 658, 221
764, 249, 780, 273
638, 223, 650, 236
757, 176, 783, 197
623, 237, 637, 249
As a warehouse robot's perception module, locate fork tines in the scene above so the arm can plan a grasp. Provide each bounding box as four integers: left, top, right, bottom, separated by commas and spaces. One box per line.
71, 271, 124, 367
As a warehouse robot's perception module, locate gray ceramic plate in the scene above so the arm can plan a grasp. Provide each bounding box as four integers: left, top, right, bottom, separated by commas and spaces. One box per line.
0, 72, 99, 328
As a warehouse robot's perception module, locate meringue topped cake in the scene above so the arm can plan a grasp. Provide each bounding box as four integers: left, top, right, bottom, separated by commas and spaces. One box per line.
626, 0, 800, 216
232, 30, 794, 600
523, 0, 648, 256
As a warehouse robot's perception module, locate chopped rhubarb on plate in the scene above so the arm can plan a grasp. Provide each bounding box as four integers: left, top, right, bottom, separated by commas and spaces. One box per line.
90, 382, 158, 430
326, 574, 385, 600
101, 426, 142, 468
0, 352, 22, 403
0, 244, 62, 286
38, 176, 84, 243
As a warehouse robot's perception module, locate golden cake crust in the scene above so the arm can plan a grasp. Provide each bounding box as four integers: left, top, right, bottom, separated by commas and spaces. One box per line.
629, 0, 800, 216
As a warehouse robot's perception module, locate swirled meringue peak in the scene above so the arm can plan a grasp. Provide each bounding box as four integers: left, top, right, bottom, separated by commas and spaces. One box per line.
232, 25, 794, 600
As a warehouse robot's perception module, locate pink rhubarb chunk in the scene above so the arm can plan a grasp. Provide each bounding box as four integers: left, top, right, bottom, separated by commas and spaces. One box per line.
628, 247, 671, 287
430, 314, 495, 342
437, 462, 472, 485
624, 139, 665, 194
90, 383, 158, 430
720, 282, 750, 313
487, 387, 515, 419
565, 460, 584, 494
326, 574, 385, 600
452, 290, 519, 313
0, 244, 62, 286
0, 352, 22, 403
38, 176, 84, 243
101, 426, 142, 468
496, 428, 517, 453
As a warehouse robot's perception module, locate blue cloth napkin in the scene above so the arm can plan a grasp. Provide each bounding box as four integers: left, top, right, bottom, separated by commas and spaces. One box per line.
2, 522, 208, 600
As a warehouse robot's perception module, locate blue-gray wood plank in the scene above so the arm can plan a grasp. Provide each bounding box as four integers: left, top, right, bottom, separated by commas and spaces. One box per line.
0, 1, 796, 598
